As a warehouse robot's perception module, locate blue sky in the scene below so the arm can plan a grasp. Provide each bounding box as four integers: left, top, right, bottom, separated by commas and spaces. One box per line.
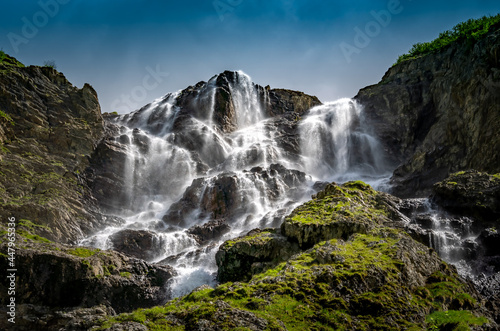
1, 0, 499, 113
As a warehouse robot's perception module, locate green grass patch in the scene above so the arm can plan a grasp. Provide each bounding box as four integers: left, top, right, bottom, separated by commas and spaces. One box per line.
426, 310, 488, 330
67, 247, 99, 258
396, 14, 500, 65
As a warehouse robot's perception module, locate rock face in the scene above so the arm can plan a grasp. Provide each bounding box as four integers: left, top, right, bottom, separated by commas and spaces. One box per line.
187, 219, 231, 244
100, 181, 497, 330
355, 24, 500, 197
0, 56, 106, 242
0, 232, 176, 330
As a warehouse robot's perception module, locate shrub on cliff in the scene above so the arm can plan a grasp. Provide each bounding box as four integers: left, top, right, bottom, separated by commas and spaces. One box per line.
396, 14, 500, 64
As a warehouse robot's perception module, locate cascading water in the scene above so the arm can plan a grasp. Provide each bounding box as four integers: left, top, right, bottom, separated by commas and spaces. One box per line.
299, 99, 390, 187
402, 198, 491, 280
81, 71, 392, 298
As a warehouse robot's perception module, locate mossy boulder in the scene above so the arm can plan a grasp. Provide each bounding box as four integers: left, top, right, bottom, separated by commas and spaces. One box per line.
281, 181, 398, 248
216, 228, 300, 283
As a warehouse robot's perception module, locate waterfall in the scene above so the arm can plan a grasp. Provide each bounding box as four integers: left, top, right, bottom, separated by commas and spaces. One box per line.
299, 98, 390, 187
81, 71, 392, 298
404, 199, 483, 279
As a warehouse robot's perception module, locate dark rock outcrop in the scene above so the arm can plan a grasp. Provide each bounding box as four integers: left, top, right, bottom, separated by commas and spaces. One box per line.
109, 229, 163, 261
355, 24, 500, 197
216, 228, 300, 283
187, 219, 231, 244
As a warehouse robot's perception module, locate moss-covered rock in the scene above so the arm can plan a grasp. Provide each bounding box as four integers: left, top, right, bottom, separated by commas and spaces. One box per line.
281, 181, 396, 248
216, 228, 300, 283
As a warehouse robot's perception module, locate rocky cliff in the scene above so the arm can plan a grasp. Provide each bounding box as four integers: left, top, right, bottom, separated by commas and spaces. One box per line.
355, 22, 500, 197
0, 53, 109, 243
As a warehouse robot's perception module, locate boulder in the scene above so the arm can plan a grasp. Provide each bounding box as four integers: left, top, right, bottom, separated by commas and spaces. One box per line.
216, 228, 300, 283
187, 219, 231, 244
109, 229, 163, 261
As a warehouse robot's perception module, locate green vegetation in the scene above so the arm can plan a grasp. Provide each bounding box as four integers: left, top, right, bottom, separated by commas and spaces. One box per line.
396, 14, 500, 64
120, 271, 132, 279
0, 109, 14, 125
16, 219, 53, 243
426, 310, 488, 330
99, 228, 484, 330
67, 247, 100, 258
286, 181, 386, 226
0, 50, 25, 67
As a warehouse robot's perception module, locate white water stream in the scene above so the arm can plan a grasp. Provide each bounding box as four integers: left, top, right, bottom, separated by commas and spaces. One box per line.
81, 71, 392, 297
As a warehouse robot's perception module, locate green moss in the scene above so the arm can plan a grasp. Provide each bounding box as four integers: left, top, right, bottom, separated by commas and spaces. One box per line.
67, 247, 99, 258
426, 310, 488, 330
0, 51, 25, 68
447, 181, 458, 186
18, 219, 50, 231
396, 14, 500, 64
224, 229, 275, 248
286, 181, 387, 226
17, 230, 52, 243
120, 271, 132, 279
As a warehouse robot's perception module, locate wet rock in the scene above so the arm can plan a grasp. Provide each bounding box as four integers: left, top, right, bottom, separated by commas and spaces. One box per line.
478, 228, 500, 256
109, 229, 163, 261
163, 164, 309, 227
187, 219, 230, 243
